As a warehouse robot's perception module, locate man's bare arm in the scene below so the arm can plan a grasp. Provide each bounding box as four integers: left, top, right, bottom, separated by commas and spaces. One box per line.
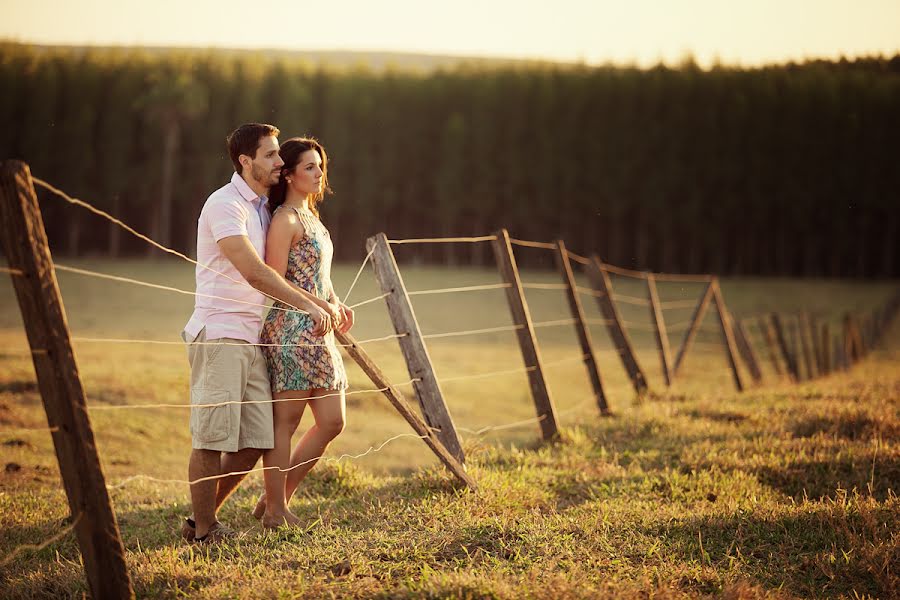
217, 235, 331, 332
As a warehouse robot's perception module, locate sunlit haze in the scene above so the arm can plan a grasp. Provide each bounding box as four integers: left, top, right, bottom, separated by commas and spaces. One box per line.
2, 0, 899, 67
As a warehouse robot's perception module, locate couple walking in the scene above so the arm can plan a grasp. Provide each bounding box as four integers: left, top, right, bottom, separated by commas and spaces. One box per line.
181, 123, 353, 543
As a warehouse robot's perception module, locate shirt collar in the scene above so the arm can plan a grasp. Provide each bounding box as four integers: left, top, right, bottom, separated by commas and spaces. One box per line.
231, 172, 264, 206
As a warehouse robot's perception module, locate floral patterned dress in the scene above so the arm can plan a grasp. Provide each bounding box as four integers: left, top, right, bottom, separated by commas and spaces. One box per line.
260, 206, 349, 392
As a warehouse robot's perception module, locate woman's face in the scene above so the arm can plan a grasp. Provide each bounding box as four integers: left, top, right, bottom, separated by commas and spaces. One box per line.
288, 149, 324, 196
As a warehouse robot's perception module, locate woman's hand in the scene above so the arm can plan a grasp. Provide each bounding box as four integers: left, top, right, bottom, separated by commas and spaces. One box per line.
337, 303, 354, 334
308, 304, 333, 337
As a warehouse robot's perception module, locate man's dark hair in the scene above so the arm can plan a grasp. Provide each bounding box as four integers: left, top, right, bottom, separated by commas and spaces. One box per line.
226, 123, 280, 174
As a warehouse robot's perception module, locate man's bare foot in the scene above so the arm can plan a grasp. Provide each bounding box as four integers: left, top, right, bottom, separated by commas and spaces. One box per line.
252, 494, 266, 520
261, 509, 301, 529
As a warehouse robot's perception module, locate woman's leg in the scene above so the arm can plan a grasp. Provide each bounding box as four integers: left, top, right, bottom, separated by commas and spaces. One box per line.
283, 388, 346, 503
260, 390, 311, 527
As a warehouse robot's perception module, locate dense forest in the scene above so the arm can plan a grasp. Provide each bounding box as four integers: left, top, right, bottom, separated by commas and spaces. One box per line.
1, 43, 897, 276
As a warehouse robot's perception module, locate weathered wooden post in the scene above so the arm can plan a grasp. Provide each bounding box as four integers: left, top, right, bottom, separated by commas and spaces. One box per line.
809, 315, 825, 375
646, 274, 674, 386
758, 315, 785, 379
770, 313, 800, 382
733, 317, 763, 384
366, 233, 466, 462
0, 161, 134, 599
585, 255, 649, 394
786, 317, 806, 380
554, 241, 610, 415
710, 279, 745, 391
492, 229, 560, 440
336, 332, 475, 489
820, 322, 832, 375
797, 312, 817, 379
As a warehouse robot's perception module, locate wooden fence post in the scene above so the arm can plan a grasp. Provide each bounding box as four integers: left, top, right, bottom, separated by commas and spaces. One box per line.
492, 229, 560, 440
758, 315, 785, 379
787, 317, 806, 380
673, 281, 715, 378
336, 332, 475, 489
366, 233, 466, 463
646, 274, 674, 386
710, 279, 745, 392
798, 312, 817, 379
555, 241, 610, 415
0, 161, 134, 599
833, 334, 847, 371
770, 313, 800, 382
585, 255, 649, 394
733, 317, 763, 384
821, 323, 832, 375
809, 315, 825, 375
843, 313, 863, 364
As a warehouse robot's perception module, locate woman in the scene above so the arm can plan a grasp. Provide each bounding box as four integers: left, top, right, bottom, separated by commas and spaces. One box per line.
255, 137, 354, 528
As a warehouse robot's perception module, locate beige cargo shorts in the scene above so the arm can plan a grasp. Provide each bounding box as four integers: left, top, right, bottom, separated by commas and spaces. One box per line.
183, 328, 274, 453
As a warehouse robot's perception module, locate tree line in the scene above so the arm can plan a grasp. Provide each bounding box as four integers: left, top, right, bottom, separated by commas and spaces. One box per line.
1, 43, 897, 277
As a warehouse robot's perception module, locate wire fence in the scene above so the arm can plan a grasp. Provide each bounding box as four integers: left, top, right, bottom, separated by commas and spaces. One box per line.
3, 172, 895, 569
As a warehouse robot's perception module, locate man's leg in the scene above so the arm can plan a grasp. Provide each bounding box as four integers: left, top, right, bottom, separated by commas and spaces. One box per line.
189, 448, 221, 539
215, 448, 263, 509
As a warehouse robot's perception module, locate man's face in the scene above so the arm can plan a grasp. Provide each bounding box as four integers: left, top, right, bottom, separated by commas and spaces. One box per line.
245, 136, 284, 189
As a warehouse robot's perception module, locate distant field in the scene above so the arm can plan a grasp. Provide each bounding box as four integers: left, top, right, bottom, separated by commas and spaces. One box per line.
1, 260, 898, 597
0, 259, 895, 474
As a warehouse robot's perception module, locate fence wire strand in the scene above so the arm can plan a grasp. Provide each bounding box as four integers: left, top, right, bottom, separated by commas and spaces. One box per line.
0, 513, 83, 568
387, 236, 497, 244
342, 248, 374, 304
408, 283, 511, 296
54, 263, 306, 315
508, 238, 556, 250
107, 432, 428, 489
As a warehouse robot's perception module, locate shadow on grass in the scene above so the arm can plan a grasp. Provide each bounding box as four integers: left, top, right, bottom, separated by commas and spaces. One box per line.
790, 410, 900, 441
756, 454, 900, 501
0, 380, 37, 394
644, 500, 899, 598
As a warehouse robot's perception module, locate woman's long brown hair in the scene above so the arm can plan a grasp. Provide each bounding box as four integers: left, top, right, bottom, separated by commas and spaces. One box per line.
268, 137, 332, 216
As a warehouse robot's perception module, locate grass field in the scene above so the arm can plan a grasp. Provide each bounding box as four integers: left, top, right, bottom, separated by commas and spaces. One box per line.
1, 258, 898, 598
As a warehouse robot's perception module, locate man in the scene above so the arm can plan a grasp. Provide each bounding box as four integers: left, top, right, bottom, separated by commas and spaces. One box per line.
180, 123, 332, 543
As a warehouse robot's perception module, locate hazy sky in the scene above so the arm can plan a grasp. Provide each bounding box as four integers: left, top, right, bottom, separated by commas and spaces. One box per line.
2, 0, 899, 67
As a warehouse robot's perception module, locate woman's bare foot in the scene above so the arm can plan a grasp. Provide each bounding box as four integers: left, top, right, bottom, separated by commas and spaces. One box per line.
252, 494, 267, 521
261, 509, 302, 529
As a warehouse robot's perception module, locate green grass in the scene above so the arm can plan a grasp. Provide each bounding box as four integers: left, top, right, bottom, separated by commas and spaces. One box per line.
0, 259, 898, 598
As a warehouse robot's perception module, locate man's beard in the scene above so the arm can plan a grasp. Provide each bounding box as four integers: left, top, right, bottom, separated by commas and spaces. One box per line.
250, 163, 274, 188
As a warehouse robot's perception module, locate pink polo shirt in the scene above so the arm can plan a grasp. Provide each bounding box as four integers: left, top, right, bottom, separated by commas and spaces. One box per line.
184, 172, 272, 344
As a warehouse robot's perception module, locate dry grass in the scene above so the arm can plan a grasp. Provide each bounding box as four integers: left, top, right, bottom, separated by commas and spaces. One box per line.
0, 260, 897, 598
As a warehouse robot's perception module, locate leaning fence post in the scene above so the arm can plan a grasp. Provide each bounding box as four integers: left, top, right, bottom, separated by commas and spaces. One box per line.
797, 312, 817, 379
672, 281, 715, 379
787, 317, 806, 380
733, 317, 763, 384
366, 233, 466, 463
336, 332, 475, 490
710, 279, 745, 392
585, 255, 649, 394
646, 274, 674, 386
821, 322, 832, 375
0, 160, 134, 599
492, 229, 560, 440
809, 315, 825, 375
554, 240, 610, 415
770, 313, 800, 382
758, 315, 785, 379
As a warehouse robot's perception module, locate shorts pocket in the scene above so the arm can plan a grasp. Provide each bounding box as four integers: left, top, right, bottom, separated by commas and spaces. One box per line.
190, 388, 231, 443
